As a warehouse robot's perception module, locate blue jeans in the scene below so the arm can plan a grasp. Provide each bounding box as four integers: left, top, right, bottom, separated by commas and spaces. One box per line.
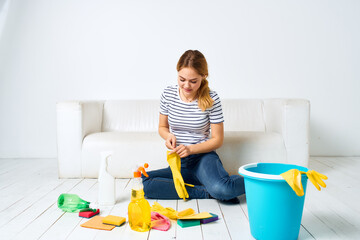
142, 151, 245, 201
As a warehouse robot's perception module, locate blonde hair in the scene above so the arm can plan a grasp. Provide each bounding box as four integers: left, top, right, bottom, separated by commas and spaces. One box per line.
176, 50, 213, 111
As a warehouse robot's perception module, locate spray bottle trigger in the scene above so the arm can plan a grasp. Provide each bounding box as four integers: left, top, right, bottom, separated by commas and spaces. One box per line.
137, 163, 149, 178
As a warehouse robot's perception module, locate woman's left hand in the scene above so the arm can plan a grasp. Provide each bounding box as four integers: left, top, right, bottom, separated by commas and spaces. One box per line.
170, 144, 192, 158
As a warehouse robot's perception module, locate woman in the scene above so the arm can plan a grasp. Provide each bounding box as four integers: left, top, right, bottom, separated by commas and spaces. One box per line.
142, 50, 245, 201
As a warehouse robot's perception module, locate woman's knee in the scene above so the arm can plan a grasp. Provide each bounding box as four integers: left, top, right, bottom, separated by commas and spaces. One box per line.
206, 182, 234, 201
142, 177, 157, 198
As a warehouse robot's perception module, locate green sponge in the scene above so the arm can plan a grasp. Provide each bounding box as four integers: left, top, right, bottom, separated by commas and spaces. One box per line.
177, 219, 200, 228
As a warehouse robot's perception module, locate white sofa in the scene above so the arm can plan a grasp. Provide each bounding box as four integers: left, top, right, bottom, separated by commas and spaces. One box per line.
56, 99, 310, 178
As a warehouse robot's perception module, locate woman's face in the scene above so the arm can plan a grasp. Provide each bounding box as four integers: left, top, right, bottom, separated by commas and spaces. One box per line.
177, 67, 203, 100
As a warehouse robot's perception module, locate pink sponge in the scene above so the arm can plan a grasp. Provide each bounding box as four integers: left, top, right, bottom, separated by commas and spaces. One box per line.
79, 209, 100, 218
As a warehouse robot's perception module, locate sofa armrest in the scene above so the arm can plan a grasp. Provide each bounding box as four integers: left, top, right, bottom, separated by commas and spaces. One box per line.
263, 99, 310, 167
56, 101, 104, 178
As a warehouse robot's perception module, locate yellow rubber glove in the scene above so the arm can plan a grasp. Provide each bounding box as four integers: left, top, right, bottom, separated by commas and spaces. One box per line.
280, 169, 304, 196
151, 202, 195, 220
167, 151, 194, 200
280, 169, 328, 197
304, 170, 328, 191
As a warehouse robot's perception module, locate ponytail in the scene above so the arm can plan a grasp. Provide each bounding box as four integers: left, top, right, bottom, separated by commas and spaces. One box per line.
197, 78, 213, 111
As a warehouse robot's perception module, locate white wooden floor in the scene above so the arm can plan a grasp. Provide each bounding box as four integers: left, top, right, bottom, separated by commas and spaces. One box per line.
0, 157, 359, 240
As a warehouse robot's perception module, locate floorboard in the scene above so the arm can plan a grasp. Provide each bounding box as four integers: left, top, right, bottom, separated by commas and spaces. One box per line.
198, 199, 231, 240
219, 197, 253, 239
177, 199, 203, 240
0, 157, 359, 239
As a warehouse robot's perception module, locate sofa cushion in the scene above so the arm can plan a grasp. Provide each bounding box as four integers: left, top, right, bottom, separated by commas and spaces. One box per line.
218, 131, 287, 175
82, 131, 286, 178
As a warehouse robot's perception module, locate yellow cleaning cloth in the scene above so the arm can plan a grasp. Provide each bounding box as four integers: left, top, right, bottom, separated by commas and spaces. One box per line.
280, 169, 328, 196
81, 216, 115, 231
177, 208, 196, 218
178, 212, 213, 220
151, 202, 195, 220
102, 215, 126, 226
167, 151, 194, 200
151, 202, 211, 220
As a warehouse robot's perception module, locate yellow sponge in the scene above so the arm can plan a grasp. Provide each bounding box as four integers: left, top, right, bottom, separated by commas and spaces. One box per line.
102, 215, 126, 227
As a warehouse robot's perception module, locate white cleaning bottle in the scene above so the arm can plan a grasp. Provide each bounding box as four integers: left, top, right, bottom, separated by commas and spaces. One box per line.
98, 151, 115, 206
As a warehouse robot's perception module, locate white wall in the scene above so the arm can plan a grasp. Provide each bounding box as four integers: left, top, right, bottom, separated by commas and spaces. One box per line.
0, 0, 359, 158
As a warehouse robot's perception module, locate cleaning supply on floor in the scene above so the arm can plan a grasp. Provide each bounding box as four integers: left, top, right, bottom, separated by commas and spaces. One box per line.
81, 216, 115, 231
178, 212, 212, 220
79, 209, 100, 218
177, 219, 200, 228
57, 193, 95, 212
280, 169, 328, 196
102, 215, 126, 227
200, 213, 219, 224
177, 207, 196, 219
151, 202, 212, 220
128, 163, 151, 232
151, 212, 171, 231
167, 151, 195, 200
98, 151, 116, 206
151, 202, 195, 220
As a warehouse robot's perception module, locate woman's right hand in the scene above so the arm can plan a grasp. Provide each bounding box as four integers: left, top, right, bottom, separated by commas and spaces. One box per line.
166, 133, 176, 150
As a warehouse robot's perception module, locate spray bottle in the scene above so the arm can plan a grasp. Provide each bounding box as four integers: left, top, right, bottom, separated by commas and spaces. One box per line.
98, 151, 115, 206
58, 193, 96, 212
128, 163, 151, 232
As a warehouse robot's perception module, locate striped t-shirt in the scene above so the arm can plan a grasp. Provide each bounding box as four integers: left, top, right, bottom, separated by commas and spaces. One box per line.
160, 85, 224, 146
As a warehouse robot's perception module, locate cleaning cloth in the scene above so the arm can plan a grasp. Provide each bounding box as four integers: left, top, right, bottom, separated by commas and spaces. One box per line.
167, 151, 194, 200
280, 169, 328, 196
151, 202, 195, 220
151, 202, 212, 220
151, 212, 171, 231
80, 216, 115, 231
102, 215, 126, 226
178, 212, 212, 220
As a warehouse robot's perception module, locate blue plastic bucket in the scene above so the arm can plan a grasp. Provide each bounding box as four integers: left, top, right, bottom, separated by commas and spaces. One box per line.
238, 163, 308, 240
